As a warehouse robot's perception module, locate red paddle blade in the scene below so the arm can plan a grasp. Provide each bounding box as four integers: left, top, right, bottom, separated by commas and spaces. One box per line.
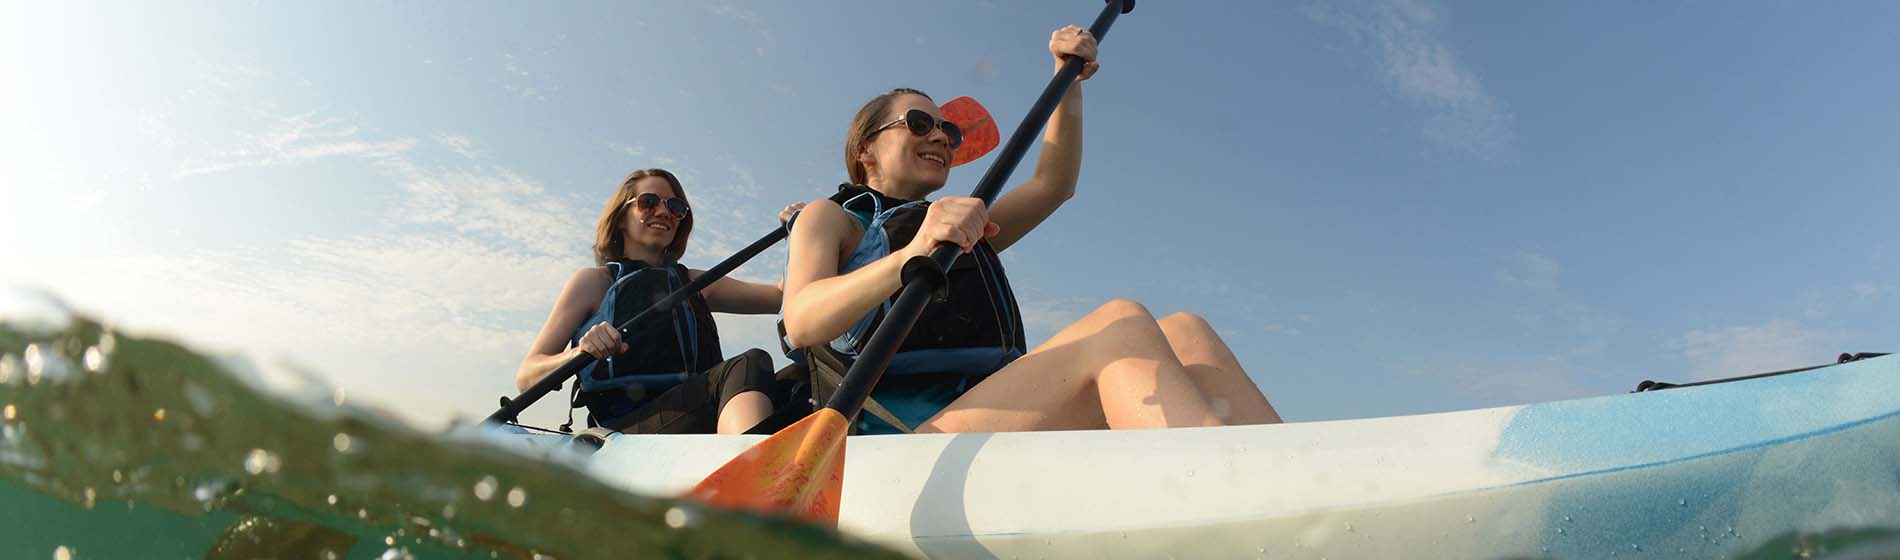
943, 96, 999, 167
684, 408, 849, 526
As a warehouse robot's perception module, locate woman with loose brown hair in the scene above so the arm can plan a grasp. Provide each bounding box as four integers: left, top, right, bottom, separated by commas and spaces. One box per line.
517, 168, 805, 434
780, 26, 1282, 434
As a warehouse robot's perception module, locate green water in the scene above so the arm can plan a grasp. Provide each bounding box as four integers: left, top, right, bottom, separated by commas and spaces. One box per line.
0, 309, 899, 559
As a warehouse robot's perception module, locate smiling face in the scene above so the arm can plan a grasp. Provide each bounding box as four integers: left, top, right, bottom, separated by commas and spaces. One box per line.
852, 92, 954, 199
592, 168, 693, 265
621, 176, 683, 253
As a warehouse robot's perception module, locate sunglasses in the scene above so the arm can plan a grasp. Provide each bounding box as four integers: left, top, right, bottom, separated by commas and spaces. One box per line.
625, 192, 690, 216
866, 109, 963, 150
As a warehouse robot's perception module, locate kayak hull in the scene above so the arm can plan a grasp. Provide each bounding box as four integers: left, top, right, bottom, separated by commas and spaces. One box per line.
498, 355, 1900, 558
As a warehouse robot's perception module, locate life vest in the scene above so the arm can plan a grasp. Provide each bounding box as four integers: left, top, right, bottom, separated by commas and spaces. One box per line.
571, 260, 722, 398
782, 184, 1028, 381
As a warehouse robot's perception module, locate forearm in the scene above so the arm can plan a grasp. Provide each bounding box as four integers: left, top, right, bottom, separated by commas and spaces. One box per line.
1028, 84, 1085, 199
781, 252, 910, 348
514, 347, 583, 392
707, 277, 783, 315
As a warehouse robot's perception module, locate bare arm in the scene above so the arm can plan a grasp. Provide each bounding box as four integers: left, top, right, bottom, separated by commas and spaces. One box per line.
514, 268, 612, 392
781, 198, 996, 348
780, 200, 900, 348
697, 273, 782, 315
987, 25, 1100, 252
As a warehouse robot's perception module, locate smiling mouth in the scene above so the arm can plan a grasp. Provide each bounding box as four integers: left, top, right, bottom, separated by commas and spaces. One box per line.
918, 152, 947, 167
645, 222, 673, 232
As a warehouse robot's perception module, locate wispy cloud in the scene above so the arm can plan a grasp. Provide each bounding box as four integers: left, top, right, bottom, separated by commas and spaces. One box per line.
707, 2, 777, 57
1673, 320, 1834, 381
1305, 0, 1514, 161
174, 112, 416, 179
435, 135, 482, 160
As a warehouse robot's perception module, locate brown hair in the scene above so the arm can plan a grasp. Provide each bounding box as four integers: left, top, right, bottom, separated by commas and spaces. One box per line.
592, 168, 693, 265
844, 87, 933, 185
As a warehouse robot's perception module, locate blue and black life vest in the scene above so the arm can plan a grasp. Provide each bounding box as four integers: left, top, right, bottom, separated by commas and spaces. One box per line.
782, 184, 1029, 431
570, 260, 722, 412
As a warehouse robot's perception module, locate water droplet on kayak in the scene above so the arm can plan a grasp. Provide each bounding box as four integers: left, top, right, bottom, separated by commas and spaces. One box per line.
507, 487, 527, 508
1563, 515, 1571, 522
1678, 498, 1687, 507
110, 470, 121, 484
1344, 522, 1353, 532
24, 345, 46, 384
1466, 515, 1476, 524
1631, 544, 1641, 551
442, 504, 457, 519
333, 387, 348, 407
82, 347, 104, 372
243, 449, 280, 475
3, 404, 14, 420
82, 488, 95, 509
385, 536, 395, 546
664, 506, 698, 529
326, 494, 338, 505
54, 545, 72, 560
321, 550, 338, 560
1727, 526, 1736, 534
1119, 532, 1126, 540
1185, 470, 1195, 478
0, 353, 15, 384
358, 509, 368, 519
333, 433, 354, 453
474, 476, 498, 501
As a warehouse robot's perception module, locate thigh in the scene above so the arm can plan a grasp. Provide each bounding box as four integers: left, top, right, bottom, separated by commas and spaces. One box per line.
915, 300, 1168, 433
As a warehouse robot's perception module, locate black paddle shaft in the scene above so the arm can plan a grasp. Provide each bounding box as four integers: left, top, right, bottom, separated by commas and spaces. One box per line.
826, 0, 1135, 417
485, 227, 789, 425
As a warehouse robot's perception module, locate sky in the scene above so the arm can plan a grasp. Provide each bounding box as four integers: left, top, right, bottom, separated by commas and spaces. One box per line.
4, 1, 1898, 430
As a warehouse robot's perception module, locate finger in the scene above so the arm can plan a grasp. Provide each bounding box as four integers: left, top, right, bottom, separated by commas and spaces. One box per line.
983, 222, 1001, 238
619, 342, 629, 353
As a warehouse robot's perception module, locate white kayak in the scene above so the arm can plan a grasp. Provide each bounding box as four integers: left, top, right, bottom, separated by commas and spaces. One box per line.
485, 354, 1900, 559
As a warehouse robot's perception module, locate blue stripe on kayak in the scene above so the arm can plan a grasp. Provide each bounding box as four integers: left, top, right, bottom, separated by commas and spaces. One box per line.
1488, 406, 1900, 493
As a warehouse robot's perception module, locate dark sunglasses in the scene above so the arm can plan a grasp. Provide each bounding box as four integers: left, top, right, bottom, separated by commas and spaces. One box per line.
866, 109, 963, 150
625, 192, 690, 216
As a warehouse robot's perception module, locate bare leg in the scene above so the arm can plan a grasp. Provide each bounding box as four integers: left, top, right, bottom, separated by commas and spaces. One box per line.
716, 391, 773, 435
1157, 313, 1283, 424
916, 299, 1223, 433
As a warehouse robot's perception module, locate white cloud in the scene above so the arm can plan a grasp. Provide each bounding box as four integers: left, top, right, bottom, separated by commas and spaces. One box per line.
1305, 0, 1514, 161
435, 134, 482, 160
1674, 320, 1833, 381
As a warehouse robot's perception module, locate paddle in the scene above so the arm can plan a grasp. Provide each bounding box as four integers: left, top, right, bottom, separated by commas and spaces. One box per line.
685, 0, 1137, 526
485, 97, 1000, 427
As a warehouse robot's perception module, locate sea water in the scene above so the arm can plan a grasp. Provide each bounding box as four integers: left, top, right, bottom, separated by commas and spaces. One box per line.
0, 292, 897, 560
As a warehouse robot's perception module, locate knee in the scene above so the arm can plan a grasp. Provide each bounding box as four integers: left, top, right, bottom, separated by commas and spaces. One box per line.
1091, 298, 1155, 321
1157, 312, 1213, 334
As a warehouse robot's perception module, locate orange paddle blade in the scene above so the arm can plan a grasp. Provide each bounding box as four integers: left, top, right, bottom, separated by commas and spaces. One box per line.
685, 408, 849, 525
943, 96, 999, 167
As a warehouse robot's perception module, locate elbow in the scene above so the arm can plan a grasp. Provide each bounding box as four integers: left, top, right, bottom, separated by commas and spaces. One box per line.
782, 324, 816, 350
513, 360, 540, 393
780, 312, 826, 350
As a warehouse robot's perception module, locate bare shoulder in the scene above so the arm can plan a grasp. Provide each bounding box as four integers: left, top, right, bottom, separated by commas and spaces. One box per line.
793, 199, 862, 248
561, 266, 614, 299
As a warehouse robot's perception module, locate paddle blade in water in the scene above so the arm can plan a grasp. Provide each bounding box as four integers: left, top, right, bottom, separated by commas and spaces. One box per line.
685, 408, 849, 526
943, 96, 999, 167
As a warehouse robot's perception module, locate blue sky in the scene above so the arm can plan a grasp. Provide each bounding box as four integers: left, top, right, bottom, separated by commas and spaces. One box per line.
4, 1, 1898, 429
